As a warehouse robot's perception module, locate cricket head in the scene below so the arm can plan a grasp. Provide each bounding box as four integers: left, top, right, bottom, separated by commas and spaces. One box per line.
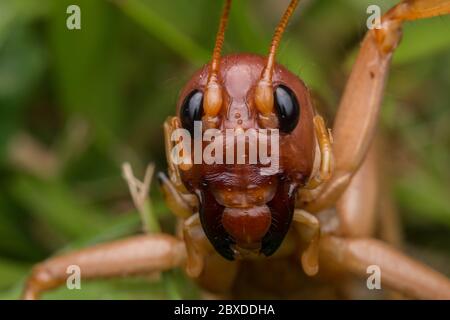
168, 0, 317, 260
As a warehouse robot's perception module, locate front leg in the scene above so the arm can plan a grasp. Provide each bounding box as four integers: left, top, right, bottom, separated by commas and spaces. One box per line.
292, 209, 320, 276
158, 172, 198, 218
163, 116, 191, 188
306, 0, 450, 212
22, 234, 186, 300
160, 116, 199, 218
183, 213, 239, 294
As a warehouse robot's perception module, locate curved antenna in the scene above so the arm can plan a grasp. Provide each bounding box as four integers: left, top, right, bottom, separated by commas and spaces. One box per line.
255, 0, 300, 115
204, 0, 232, 117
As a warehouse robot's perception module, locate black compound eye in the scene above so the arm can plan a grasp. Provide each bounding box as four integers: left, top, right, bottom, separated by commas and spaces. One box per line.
274, 85, 300, 133
180, 90, 204, 134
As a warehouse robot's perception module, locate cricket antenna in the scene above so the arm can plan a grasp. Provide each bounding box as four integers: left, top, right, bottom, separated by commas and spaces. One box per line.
204, 0, 232, 118
255, 0, 300, 115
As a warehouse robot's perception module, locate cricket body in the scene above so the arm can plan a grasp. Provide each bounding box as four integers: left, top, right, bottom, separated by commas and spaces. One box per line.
23, 0, 450, 300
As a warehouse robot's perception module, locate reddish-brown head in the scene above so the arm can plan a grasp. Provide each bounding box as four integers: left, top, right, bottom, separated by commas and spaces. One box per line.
171, 0, 315, 260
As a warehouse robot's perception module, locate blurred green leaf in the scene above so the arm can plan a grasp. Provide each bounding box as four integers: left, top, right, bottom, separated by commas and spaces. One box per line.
344, 8, 450, 68
394, 18, 450, 65
0, 197, 37, 258
10, 176, 110, 239
116, 0, 209, 65
278, 37, 333, 100
0, 26, 45, 160
62, 212, 140, 250
49, 0, 123, 146
0, 258, 28, 290
0, 0, 49, 47
1, 270, 199, 300
396, 171, 450, 228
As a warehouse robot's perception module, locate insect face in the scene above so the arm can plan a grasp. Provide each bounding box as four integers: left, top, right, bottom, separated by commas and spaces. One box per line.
174, 54, 316, 260
166, 0, 318, 260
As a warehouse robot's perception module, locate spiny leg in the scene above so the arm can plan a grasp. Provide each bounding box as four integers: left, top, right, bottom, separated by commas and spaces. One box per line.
22, 234, 186, 300
320, 236, 450, 299
306, 0, 450, 212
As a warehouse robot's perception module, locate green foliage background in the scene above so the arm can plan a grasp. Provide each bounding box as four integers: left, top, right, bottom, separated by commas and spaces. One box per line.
0, 0, 449, 299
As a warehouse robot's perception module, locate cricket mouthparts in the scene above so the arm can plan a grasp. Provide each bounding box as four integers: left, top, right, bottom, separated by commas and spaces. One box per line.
222, 205, 272, 250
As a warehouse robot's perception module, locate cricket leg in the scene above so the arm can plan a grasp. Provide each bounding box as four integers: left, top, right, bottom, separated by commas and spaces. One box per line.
292, 209, 320, 276
320, 236, 450, 299
163, 116, 191, 185
378, 192, 403, 247
333, 131, 403, 244
158, 172, 197, 218
331, 141, 406, 298
160, 117, 198, 218
183, 213, 211, 277
22, 234, 186, 300
334, 141, 379, 238
377, 194, 405, 299
183, 213, 239, 294
303, 115, 333, 191
306, 0, 450, 212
